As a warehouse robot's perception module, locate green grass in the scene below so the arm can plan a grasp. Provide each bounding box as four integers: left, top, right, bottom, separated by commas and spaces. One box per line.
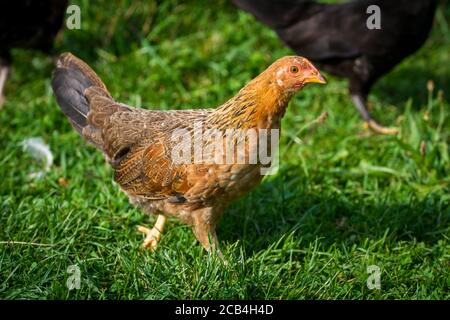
0, 0, 449, 299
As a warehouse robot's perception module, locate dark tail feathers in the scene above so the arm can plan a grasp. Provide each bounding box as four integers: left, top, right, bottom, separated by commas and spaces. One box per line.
51, 52, 112, 134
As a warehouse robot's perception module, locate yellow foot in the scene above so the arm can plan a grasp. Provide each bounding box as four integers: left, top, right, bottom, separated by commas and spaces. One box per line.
137, 225, 162, 251
364, 120, 399, 135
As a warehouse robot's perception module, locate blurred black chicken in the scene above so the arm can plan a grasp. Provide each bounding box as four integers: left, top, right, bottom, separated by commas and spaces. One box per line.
0, 0, 68, 107
233, 0, 439, 134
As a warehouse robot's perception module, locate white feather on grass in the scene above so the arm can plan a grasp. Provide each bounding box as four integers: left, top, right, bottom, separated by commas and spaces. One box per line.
20, 137, 54, 178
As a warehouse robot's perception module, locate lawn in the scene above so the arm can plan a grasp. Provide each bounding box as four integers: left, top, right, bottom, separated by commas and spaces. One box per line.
0, 0, 449, 299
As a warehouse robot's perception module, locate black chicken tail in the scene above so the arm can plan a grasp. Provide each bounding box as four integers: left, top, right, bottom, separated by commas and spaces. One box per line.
51, 52, 113, 134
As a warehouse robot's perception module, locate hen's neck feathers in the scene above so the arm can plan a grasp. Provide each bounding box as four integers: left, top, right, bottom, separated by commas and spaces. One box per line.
207, 71, 294, 130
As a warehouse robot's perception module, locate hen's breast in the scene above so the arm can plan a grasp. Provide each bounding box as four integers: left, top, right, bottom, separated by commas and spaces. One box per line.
184, 163, 264, 207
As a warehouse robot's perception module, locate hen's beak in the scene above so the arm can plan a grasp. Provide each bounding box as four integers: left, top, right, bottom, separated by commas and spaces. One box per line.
304, 72, 327, 84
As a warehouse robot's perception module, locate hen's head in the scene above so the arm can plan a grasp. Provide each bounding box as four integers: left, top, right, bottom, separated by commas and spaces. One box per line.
267, 56, 326, 92
211, 56, 326, 129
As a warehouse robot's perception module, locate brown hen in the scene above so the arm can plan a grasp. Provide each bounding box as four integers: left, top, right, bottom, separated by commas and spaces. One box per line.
51, 53, 325, 255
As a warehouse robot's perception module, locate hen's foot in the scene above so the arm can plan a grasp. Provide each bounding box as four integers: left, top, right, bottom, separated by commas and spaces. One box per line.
364, 120, 398, 135
137, 225, 162, 251
351, 95, 398, 135
137, 214, 166, 251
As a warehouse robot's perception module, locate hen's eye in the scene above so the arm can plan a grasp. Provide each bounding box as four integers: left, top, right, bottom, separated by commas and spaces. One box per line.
290, 66, 299, 73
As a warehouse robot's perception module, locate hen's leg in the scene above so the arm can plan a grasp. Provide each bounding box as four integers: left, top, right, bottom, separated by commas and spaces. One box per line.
192, 215, 225, 262
0, 63, 10, 108
137, 214, 167, 251
351, 94, 398, 135
192, 222, 218, 251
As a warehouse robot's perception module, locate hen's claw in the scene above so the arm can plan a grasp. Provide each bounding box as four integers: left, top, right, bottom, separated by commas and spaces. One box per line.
364, 120, 399, 135
137, 214, 167, 251
137, 225, 162, 251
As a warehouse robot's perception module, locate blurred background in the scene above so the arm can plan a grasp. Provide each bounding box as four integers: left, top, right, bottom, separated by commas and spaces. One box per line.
0, 0, 449, 299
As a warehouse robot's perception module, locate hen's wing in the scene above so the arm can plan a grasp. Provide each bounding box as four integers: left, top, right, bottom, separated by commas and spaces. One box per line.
101, 108, 209, 200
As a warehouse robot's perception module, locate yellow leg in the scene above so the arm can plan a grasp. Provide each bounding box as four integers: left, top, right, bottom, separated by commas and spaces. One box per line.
137, 214, 167, 251
364, 120, 399, 135
0, 65, 10, 108
352, 94, 398, 135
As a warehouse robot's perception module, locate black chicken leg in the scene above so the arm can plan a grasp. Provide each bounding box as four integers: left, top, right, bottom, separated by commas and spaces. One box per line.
0, 55, 11, 108
351, 94, 398, 135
